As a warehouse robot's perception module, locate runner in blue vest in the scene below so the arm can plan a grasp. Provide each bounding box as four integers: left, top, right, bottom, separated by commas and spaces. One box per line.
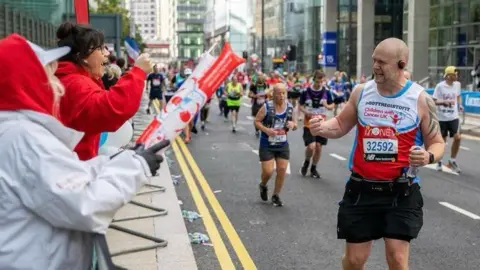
255, 83, 297, 206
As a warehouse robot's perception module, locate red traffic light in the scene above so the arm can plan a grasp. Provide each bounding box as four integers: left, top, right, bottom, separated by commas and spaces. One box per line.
282, 54, 287, 60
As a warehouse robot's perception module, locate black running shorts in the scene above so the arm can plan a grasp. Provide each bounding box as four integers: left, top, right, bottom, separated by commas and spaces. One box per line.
303, 127, 328, 146
252, 102, 263, 116
259, 144, 290, 162
228, 105, 240, 112
337, 180, 424, 243
439, 118, 460, 138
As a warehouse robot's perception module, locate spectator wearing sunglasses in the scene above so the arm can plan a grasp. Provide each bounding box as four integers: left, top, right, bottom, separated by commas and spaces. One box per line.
55, 22, 153, 160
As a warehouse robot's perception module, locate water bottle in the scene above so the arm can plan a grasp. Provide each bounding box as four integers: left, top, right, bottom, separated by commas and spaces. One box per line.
406, 146, 421, 178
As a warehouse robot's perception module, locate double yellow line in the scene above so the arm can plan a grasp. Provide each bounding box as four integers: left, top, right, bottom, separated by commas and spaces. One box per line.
172, 137, 257, 270
151, 100, 255, 269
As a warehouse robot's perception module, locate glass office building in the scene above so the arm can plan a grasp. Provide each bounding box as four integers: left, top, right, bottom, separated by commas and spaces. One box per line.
177, 0, 206, 61
403, 0, 480, 86
336, 0, 403, 78
0, 0, 74, 48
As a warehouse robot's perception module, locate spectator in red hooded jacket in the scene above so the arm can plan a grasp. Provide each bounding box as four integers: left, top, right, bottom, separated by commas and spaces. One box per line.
55, 22, 153, 160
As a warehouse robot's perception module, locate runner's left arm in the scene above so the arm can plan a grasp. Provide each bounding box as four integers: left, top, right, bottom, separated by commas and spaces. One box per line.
415, 91, 445, 165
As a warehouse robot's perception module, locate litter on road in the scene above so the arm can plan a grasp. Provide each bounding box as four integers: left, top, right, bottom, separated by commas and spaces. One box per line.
182, 210, 202, 222
189, 232, 210, 244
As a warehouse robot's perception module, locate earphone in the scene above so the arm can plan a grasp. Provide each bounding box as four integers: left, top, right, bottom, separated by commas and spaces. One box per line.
397, 60, 405, 69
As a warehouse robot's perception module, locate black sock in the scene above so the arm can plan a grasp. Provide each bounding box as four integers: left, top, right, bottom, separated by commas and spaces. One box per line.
311, 164, 317, 170
303, 160, 310, 166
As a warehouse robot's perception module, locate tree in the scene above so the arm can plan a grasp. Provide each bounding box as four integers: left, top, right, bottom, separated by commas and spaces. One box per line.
90, 0, 145, 52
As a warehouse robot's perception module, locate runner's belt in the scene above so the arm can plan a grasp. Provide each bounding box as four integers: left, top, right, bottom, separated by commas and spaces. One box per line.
348, 172, 415, 196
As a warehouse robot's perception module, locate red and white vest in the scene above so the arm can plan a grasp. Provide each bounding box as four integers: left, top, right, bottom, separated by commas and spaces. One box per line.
349, 80, 424, 181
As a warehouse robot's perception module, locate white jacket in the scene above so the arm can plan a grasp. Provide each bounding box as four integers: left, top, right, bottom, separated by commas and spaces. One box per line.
0, 110, 151, 270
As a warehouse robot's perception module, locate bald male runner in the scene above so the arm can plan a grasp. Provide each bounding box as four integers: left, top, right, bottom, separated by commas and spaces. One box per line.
310, 38, 445, 270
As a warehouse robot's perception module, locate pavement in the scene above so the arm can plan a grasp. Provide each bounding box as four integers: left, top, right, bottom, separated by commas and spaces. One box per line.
461, 113, 480, 137
105, 93, 197, 270
169, 96, 480, 270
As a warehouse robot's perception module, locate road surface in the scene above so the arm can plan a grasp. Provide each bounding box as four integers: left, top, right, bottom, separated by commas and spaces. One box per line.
167, 98, 480, 270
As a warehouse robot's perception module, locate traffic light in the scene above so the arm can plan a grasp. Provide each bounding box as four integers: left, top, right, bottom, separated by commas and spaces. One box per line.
242, 51, 248, 59
282, 54, 287, 60
287, 45, 297, 61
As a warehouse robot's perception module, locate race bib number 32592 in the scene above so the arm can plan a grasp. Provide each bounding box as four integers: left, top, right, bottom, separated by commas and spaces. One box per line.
363, 138, 398, 162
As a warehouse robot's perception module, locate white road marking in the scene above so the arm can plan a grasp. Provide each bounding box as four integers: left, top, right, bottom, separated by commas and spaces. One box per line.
242, 103, 252, 108
246, 116, 255, 121
330, 153, 347, 161
251, 149, 291, 174
460, 146, 470, 151
424, 164, 459, 175
439, 202, 480, 220
462, 134, 480, 141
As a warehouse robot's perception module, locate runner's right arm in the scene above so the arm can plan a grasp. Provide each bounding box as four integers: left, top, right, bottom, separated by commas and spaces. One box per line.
309, 83, 363, 138
254, 105, 276, 137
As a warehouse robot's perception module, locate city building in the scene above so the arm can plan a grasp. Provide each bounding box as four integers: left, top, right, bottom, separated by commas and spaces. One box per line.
254, 0, 286, 71
283, 0, 305, 72
405, 0, 480, 86
0, 0, 75, 48
168, 0, 178, 61
204, 0, 253, 59
251, 0, 480, 87
176, 0, 206, 64
124, 0, 162, 42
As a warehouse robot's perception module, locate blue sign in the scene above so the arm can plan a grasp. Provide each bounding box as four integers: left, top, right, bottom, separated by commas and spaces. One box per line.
321, 32, 337, 68
463, 92, 480, 114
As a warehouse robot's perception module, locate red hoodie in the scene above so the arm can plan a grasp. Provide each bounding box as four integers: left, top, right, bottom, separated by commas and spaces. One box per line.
0, 34, 56, 116
55, 61, 146, 160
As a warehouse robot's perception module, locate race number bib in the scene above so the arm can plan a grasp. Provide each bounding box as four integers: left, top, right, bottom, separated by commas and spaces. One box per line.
309, 106, 326, 117
362, 126, 398, 162
152, 79, 161, 86
256, 91, 266, 105
268, 129, 287, 144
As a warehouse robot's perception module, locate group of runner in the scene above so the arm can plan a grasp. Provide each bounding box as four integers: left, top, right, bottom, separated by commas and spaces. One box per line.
248, 38, 464, 270
143, 37, 466, 269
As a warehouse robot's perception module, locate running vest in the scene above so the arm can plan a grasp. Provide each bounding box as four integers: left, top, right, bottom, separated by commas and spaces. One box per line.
226, 83, 241, 99
254, 83, 268, 105
260, 101, 294, 147
303, 87, 329, 128
349, 80, 423, 181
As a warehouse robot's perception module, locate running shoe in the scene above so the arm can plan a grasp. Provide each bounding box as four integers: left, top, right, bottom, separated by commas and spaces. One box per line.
448, 160, 461, 173
272, 194, 283, 207
436, 161, 443, 171
259, 184, 268, 201
310, 167, 321, 178
300, 161, 309, 177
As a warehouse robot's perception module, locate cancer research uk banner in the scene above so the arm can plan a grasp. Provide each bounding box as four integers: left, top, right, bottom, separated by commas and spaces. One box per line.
136, 42, 245, 148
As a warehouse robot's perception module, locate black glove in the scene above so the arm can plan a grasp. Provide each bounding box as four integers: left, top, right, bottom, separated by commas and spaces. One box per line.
133, 140, 170, 175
